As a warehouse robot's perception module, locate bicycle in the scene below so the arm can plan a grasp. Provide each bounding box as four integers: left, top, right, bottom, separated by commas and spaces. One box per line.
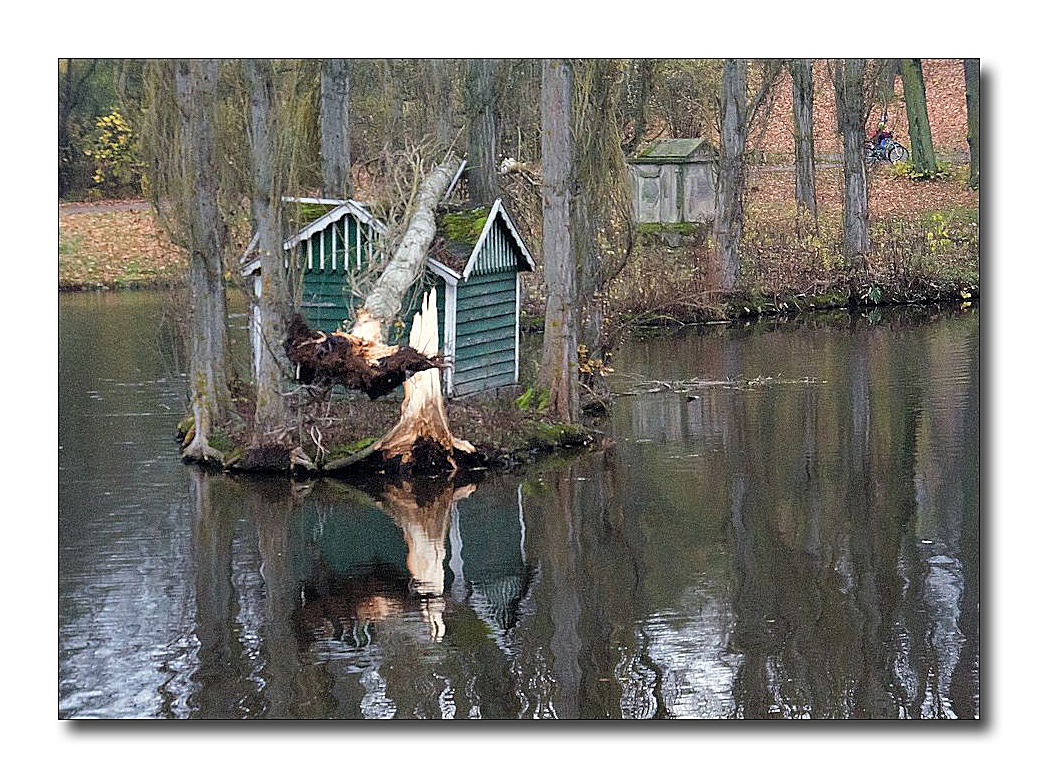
864, 134, 909, 165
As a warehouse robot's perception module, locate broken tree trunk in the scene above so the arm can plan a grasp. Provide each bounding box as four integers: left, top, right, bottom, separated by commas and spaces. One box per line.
350, 155, 461, 344
286, 152, 461, 380
286, 154, 474, 473
369, 288, 476, 468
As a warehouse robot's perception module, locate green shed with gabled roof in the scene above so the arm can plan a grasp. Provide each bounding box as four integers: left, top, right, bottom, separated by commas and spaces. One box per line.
417, 197, 536, 396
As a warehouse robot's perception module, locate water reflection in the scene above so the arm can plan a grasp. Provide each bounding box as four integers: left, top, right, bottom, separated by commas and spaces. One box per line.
59, 294, 978, 719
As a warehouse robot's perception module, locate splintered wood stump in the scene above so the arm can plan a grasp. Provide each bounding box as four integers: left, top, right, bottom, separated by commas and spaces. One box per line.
371, 288, 475, 469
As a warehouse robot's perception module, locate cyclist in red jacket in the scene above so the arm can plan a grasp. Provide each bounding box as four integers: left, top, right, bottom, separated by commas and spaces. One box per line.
870, 120, 890, 154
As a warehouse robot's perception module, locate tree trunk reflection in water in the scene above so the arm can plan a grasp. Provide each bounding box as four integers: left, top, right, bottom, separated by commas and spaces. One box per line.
187, 469, 264, 718
177, 314, 976, 719
902, 318, 978, 718
721, 315, 975, 718
511, 451, 651, 719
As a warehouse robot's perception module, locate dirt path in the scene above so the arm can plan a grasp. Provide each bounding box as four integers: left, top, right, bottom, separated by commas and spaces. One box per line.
59, 199, 150, 216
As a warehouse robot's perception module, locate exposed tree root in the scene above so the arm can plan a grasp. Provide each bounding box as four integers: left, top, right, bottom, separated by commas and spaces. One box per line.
181, 436, 225, 467
283, 314, 444, 400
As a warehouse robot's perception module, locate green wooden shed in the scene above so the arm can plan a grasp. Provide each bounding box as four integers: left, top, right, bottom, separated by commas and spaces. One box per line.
241, 195, 535, 398
418, 197, 536, 396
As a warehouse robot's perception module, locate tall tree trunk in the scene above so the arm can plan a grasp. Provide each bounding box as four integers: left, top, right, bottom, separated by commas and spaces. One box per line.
713, 58, 747, 290
572, 59, 630, 392
429, 59, 456, 150
833, 58, 870, 272
175, 59, 232, 463
790, 58, 818, 229
963, 59, 979, 190
465, 58, 500, 206
900, 59, 938, 177
621, 58, 655, 156
245, 58, 292, 440
320, 58, 352, 199
540, 58, 579, 424
875, 59, 900, 109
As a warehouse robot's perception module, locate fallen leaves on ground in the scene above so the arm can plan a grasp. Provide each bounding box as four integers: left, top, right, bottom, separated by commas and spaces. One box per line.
59, 208, 187, 289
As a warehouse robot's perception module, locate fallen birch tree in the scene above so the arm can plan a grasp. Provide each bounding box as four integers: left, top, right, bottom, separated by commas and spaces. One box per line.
285, 153, 475, 473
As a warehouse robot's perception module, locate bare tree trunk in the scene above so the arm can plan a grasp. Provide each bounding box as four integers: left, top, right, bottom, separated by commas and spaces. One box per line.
429, 59, 456, 150
245, 58, 292, 441
963, 59, 979, 190
465, 58, 500, 206
320, 58, 352, 199
713, 58, 747, 290
790, 58, 818, 230
621, 58, 655, 156
874, 59, 900, 108
900, 59, 938, 177
175, 59, 232, 463
834, 58, 870, 272
574, 200, 603, 360
571, 58, 632, 398
540, 58, 579, 424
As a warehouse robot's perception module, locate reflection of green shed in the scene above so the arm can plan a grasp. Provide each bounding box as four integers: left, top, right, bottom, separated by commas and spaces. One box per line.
628, 138, 717, 224
240, 194, 535, 398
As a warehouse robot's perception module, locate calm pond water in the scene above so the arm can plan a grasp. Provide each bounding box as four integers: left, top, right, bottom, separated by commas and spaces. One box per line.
58, 291, 979, 719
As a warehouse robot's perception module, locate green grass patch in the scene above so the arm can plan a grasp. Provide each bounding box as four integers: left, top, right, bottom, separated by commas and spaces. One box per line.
328, 436, 380, 458
59, 228, 82, 257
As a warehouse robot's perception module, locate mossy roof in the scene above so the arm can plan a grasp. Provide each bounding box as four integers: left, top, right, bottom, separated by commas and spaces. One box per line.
429, 199, 535, 278
631, 137, 716, 163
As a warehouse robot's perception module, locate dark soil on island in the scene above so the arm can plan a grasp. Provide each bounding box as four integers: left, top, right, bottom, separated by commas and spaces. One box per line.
193, 380, 600, 482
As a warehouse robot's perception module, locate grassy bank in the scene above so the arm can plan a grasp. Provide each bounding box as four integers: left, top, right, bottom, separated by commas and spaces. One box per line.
603, 164, 978, 327
62, 165, 976, 478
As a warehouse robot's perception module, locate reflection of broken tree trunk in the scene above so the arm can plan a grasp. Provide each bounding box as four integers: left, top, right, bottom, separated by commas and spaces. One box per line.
284, 154, 474, 474
296, 478, 474, 645
378, 479, 475, 597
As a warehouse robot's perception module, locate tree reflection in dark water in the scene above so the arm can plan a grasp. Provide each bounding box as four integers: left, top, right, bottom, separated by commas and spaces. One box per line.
59, 294, 978, 719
